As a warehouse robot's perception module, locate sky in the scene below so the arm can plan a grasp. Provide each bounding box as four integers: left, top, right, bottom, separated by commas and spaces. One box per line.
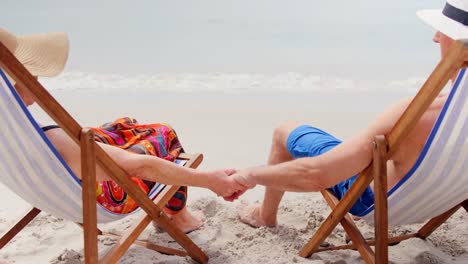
3, 0, 443, 79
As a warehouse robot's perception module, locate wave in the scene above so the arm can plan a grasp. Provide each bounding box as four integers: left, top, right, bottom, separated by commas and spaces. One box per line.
39, 71, 428, 94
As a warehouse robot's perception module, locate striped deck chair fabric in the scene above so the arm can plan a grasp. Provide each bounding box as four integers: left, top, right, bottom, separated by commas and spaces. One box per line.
360, 68, 468, 226
299, 42, 468, 264
0, 68, 166, 223
0, 40, 208, 263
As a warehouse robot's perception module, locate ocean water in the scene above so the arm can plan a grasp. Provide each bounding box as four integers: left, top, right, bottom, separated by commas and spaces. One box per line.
4, 0, 444, 93
39, 71, 427, 95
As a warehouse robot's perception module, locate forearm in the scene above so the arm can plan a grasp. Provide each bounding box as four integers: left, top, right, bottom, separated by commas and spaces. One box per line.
243, 158, 331, 192
124, 154, 214, 188
45, 129, 220, 189
95, 143, 244, 198
242, 137, 374, 192
94, 142, 215, 188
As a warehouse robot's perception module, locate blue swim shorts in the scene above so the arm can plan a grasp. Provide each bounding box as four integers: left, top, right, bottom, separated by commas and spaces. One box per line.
286, 125, 374, 216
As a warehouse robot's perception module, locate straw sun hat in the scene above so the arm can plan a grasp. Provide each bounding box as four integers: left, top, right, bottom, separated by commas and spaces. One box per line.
418, 0, 468, 40
0, 28, 69, 83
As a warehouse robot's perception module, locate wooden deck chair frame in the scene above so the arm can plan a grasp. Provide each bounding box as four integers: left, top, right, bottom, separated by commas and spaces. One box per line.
0, 42, 208, 264
298, 40, 468, 264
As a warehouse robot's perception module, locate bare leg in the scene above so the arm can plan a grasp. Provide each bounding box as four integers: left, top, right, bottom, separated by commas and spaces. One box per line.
238, 121, 300, 227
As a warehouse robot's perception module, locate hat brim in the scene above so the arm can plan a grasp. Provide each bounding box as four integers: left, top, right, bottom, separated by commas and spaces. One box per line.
15, 32, 69, 78
417, 9, 468, 40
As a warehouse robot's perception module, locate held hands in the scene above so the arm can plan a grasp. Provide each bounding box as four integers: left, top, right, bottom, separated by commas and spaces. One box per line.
207, 169, 256, 202
230, 171, 256, 189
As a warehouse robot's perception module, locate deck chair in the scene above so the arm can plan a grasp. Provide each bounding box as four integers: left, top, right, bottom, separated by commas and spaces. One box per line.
0, 42, 208, 263
299, 40, 468, 264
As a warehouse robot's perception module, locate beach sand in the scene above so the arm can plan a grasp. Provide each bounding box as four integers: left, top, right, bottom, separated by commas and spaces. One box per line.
0, 89, 467, 263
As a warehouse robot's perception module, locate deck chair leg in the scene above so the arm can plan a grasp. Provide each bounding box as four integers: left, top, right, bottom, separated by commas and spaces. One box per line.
100, 154, 207, 264
99, 187, 187, 264
101, 213, 188, 263
81, 129, 99, 263
0, 207, 41, 249
373, 135, 388, 264
100, 212, 156, 264
101, 209, 193, 264
417, 203, 462, 239
322, 190, 375, 263
76, 223, 103, 236
299, 164, 375, 258
100, 190, 192, 263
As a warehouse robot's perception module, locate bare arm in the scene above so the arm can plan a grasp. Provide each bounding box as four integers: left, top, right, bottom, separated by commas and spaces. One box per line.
234, 96, 418, 192
237, 130, 374, 192
44, 128, 242, 197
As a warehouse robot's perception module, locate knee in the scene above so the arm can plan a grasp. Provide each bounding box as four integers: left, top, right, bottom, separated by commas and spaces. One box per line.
271, 121, 302, 148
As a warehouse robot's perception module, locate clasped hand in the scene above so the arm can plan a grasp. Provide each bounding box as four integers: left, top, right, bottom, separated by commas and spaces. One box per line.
208, 169, 256, 202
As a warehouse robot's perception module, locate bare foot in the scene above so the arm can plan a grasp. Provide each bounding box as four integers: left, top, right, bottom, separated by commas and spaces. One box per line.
172, 208, 205, 233
237, 200, 277, 227
352, 215, 362, 221
153, 208, 205, 234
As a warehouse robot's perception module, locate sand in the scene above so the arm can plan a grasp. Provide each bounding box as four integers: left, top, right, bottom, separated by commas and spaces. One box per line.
0, 89, 467, 263
1, 192, 467, 264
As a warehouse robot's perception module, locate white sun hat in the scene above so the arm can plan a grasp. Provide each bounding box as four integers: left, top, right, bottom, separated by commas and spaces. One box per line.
417, 0, 468, 40
0, 28, 69, 84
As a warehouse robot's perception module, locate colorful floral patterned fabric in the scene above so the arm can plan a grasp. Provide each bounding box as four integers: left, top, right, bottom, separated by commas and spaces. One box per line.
91, 117, 187, 215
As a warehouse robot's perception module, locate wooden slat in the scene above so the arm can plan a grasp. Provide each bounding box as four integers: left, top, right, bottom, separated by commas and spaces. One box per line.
153, 154, 203, 208
0, 43, 139, 226
321, 190, 375, 263
94, 143, 207, 263
0, 43, 208, 264
76, 223, 103, 236
81, 128, 99, 263
373, 135, 388, 264
386, 41, 465, 156
100, 212, 157, 264
132, 239, 188, 256
0, 207, 41, 249
315, 233, 418, 252
104, 234, 188, 257
0, 43, 82, 145
462, 200, 468, 212
100, 153, 205, 264
463, 49, 468, 62
299, 165, 374, 257
417, 204, 462, 239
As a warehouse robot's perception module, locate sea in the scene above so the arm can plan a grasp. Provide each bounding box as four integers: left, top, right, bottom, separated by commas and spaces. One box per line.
4, 0, 446, 99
